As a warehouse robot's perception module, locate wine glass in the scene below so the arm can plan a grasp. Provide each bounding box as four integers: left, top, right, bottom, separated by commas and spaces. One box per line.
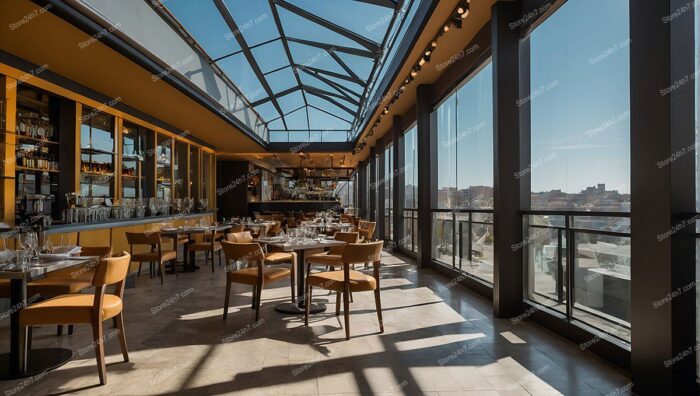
22, 232, 38, 260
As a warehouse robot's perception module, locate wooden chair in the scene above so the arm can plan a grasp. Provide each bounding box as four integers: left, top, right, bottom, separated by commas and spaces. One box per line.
188, 230, 223, 273
126, 232, 177, 285
305, 241, 384, 339
221, 241, 292, 321
357, 221, 376, 242
227, 231, 296, 302
267, 221, 282, 237
304, 232, 359, 271
20, 253, 132, 385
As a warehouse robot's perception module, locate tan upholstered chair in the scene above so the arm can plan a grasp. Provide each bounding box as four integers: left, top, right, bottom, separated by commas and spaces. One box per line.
227, 231, 296, 302
20, 253, 132, 385
305, 241, 384, 339
126, 232, 177, 285
267, 221, 282, 236
356, 221, 376, 242
221, 241, 291, 321
188, 229, 223, 272
304, 232, 358, 271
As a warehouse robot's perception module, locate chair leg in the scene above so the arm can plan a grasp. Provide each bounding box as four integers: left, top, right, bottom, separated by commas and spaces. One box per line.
69, 325, 74, 334
374, 289, 384, 333
335, 292, 341, 316
290, 261, 296, 303
254, 281, 263, 322
251, 286, 257, 309
343, 285, 351, 340
211, 251, 215, 273
137, 262, 142, 277
115, 313, 129, 362
218, 250, 222, 267
304, 285, 312, 326
223, 281, 231, 321
27, 326, 32, 352
92, 319, 107, 385
159, 262, 165, 285
57, 325, 63, 336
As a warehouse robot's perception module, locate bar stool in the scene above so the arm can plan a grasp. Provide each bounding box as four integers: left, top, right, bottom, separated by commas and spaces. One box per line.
305, 241, 384, 340
221, 241, 291, 321
20, 253, 132, 385
126, 232, 177, 285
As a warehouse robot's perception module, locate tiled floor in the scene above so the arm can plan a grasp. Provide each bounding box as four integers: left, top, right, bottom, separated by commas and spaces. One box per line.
0, 251, 631, 395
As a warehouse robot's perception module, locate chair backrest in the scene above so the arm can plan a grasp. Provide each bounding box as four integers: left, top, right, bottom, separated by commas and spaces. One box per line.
360, 222, 376, 240
341, 241, 383, 265
79, 246, 112, 259
92, 252, 131, 287
221, 240, 265, 264
229, 224, 245, 233
126, 231, 161, 246
329, 232, 359, 255
267, 221, 282, 236
227, 231, 253, 243
287, 218, 297, 228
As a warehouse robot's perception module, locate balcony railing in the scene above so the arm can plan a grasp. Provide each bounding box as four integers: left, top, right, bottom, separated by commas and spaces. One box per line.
522, 210, 631, 343
431, 209, 494, 284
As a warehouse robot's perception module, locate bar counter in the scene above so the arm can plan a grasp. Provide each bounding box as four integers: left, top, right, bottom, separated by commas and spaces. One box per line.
248, 200, 341, 214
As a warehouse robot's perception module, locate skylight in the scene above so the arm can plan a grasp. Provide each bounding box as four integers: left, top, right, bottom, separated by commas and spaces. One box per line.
158, 0, 418, 142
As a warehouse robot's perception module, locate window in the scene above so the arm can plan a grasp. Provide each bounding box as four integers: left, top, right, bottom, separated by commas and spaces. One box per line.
402, 125, 418, 252
524, 0, 631, 342
431, 62, 494, 284
384, 144, 394, 241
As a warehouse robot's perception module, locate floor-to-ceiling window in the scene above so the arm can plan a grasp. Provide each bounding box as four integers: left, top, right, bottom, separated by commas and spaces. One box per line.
523, 0, 631, 342
382, 143, 394, 241
335, 180, 354, 212
431, 61, 494, 283
402, 125, 418, 253
695, 1, 700, 379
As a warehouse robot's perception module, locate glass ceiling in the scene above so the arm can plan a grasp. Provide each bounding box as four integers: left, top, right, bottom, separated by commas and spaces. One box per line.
160, 0, 418, 142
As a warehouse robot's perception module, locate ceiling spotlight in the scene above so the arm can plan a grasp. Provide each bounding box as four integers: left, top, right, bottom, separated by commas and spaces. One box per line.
425, 49, 432, 56
423, 53, 431, 63
404, 77, 410, 84
443, 24, 450, 32
457, 1, 469, 17
383, 107, 389, 114
452, 16, 462, 28
410, 69, 418, 77
400, 85, 406, 93
418, 58, 426, 66
431, 40, 438, 48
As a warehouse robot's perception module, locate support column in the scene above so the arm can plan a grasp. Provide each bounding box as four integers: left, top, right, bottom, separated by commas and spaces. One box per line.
416, 84, 434, 268
369, 146, 377, 223
0, 76, 16, 225
629, 1, 696, 394
393, 116, 404, 249
491, 0, 524, 318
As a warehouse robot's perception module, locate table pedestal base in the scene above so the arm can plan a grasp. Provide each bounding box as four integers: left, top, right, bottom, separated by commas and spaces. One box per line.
0, 348, 73, 380
275, 302, 326, 315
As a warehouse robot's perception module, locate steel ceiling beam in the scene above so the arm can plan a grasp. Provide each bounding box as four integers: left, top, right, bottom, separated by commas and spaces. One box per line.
354, 0, 399, 8
302, 85, 360, 106
286, 37, 377, 58
250, 85, 301, 107
294, 64, 364, 86
308, 104, 353, 124
299, 67, 362, 100
274, 0, 381, 53
214, 0, 288, 129
268, 0, 310, 131
328, 51, 363, 83
306, 90, 357, 117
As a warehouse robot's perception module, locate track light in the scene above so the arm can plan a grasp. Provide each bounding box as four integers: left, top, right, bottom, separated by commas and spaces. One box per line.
457, 1, 469, 18
418, 58, 426, 66
431, 40, 438, 48
425, 49, 432, 56
443, 24, 450, 32
423, 53, 431, 63
411, 69, 418, 77
452, 16, 462, 28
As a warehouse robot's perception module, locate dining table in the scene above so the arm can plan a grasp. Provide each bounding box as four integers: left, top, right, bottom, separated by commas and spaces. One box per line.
160, 225, 232, 272
255, 236, 346, 315
0, 255, 99, 380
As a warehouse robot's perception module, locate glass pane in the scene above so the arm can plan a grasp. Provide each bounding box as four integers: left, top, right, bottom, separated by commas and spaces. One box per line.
529, 0, 630, 212
525, 226, 567, 314
156, 134, 172, 199
456, 63, 493, 210
434, 94, 456, 209
432, 212, 453, 266
190, 146, 200, 201
572, 232, 631, 342
403, 126, 418, 209
174, 141, 188, 199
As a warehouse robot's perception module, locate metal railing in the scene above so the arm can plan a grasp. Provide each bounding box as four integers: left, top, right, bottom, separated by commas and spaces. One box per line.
523, 210, 631, 341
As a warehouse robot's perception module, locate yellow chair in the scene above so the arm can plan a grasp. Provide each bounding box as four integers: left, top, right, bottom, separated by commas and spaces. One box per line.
305, 241, 384, 340
227, 231, 296, 302
221, 241, 291, 321
304, 232, 358, 271
188, 230, 223, 273
20, 253, 132, 385
126, 232, 177, 285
